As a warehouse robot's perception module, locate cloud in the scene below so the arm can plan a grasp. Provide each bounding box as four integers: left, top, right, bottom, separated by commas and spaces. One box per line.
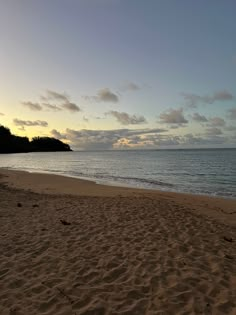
49, 126, 235, 150
39, 90, 81, 112
0, 112, 4, 116
128, 128, 167, 136
205, 127, 222, 136
51, 129, 63, 139
183, 133, 227, 146
208, 117, 225, 127
182, 90, 234, 108
107, 111, 147, 125
120, 82, 140, 91
84, 88, 119, 103
94, 116, 105, 120
43, 103, 62, 111
213, 90, 233, 101
183, 134, 205, 145
13, 118, 48, 127
62, 102, 80, 112
41, 90, 69, 102
192, 113, 208, 122
224, 125, 236, 131
22, 101, 42, 111
133, 134, 181, 147
51, 127, 167, 150
228, 108, 236, 119
65, 128, 116, 150
140, 133, 229, 148
182, 94, 202, 108
96, 88, 119, 103
159, 108, 188, 124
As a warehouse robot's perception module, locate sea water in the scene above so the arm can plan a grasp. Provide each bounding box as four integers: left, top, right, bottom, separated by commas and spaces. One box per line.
0, 149, 235, 199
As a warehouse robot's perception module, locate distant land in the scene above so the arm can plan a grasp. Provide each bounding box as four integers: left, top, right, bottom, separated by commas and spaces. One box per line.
0, 125, 72, 153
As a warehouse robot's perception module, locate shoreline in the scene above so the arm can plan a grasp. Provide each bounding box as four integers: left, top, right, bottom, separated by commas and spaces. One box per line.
1, 166, 235, 201
1, 168, 236, 227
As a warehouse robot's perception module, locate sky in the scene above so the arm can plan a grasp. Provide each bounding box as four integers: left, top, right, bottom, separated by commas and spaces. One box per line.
1, 0, 236, 150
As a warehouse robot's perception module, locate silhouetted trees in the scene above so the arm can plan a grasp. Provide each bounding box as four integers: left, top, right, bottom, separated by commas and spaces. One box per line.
0, 125, 11, 137
0, 125, 72, 153
31, 137, 71, 152
0, 126, 30, 153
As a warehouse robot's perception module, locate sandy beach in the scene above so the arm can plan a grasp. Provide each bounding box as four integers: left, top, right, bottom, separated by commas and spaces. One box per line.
0, 169, 235, 315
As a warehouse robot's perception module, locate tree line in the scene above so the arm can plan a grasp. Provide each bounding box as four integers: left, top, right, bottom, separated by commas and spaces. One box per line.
0, 125, 72, 153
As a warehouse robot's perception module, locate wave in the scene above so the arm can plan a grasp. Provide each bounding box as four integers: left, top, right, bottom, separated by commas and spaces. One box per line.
2, 158, 235, 199
68, 171, 174, 188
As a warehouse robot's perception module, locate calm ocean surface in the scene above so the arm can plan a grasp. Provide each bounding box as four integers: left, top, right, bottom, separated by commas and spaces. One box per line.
0, 149, 235, 199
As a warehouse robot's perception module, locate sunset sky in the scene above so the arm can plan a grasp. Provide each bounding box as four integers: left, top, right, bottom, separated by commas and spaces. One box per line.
1, 0, 236, 150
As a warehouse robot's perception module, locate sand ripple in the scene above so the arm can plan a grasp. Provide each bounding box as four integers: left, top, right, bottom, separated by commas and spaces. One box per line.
0, 186, 235, 314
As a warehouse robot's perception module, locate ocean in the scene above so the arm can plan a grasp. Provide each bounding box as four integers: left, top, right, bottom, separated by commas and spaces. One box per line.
0, 149, 235, 199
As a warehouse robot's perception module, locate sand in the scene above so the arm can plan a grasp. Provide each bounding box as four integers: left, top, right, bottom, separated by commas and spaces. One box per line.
0, 169, 235, 315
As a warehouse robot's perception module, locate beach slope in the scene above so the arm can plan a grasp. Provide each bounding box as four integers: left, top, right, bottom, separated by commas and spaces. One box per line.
0, 169, 235, 314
